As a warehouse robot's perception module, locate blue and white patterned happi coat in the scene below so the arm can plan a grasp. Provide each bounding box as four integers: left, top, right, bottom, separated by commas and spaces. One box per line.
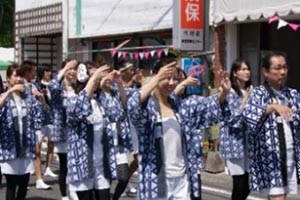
243, 85, 300, 191
66, 88, 132, 183
128, 91, 230, 199
96, 86, 133, 153
0, 93, 42, 161
35, 82, 53, 126
219, 90, 248, 159
47, 77, 68, 142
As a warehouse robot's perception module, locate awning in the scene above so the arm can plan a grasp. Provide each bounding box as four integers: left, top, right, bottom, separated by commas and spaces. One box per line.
213, 0, 300, 24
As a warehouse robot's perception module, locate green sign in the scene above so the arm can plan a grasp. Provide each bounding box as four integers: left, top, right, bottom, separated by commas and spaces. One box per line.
0, 60, 10, 70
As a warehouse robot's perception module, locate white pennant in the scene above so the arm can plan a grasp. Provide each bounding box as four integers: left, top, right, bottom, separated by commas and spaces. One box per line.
150, 50, 156, 57
129, 53, 133, 59
118, 52, 122, 58
139, 52, 144, 59
163, 48, 169, 56
277, 19, 288, 29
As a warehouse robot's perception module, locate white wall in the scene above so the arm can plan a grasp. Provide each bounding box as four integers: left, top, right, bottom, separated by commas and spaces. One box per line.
15, 0, 62, 12
68, 0, 173, 38
225, 24, 238, 71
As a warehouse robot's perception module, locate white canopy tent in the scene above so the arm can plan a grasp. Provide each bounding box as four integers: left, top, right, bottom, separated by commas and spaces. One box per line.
213, 0, 300, 24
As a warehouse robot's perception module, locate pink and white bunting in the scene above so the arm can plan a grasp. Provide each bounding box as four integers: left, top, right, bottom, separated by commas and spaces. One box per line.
268, 16, 300, 31
111, 48, 171, 60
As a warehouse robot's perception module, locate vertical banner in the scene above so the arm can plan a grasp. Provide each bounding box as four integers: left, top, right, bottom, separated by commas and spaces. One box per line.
181, 57, 205, 95
173, 0, 204, 51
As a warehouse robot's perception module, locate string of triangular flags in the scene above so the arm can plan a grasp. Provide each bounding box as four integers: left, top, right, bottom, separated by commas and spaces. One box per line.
111, 48, 170, 60
268, 15, 300, 31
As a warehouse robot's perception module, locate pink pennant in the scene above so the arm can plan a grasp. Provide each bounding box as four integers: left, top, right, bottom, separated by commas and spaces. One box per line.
144, 51, 150, 59
134, 52, 139, 60
289, 23, 299, 31
111, 50, 117, 57
157, 50, 163, 58
122, 52, 127, 59
268, 16, 279, 24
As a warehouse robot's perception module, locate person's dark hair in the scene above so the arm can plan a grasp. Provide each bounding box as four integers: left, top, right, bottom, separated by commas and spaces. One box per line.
22, 60, 36, 72
95, 54, 107, 67
85, 61, 98, 74
61, 58, 73, 69
229, 59, 252, 97
178, 69, 189, 98
7, 63, 24, 79
37, 63, 52, 82
85, 61, 97, 67
261, 51, 287, 70
0, 75, 4, 93
116, 60, 131, 70
153, 57, 177, 74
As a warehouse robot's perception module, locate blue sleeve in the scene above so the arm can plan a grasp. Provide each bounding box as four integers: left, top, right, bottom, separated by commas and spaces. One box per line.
242, 87, 268, 133
32, 97, 43, 131
225, 91, 245, 128
181, 94, 230, 130
127, 90, 149, 132
48, 77, 63, 101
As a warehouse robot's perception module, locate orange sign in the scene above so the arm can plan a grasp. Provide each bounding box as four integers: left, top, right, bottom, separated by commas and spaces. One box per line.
181, 0, 204, 29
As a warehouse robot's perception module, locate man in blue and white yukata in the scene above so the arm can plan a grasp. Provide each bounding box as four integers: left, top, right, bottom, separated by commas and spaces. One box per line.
243, 51, 300, 200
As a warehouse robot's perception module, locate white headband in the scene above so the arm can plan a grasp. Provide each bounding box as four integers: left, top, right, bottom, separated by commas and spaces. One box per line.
119, 63, 133, 72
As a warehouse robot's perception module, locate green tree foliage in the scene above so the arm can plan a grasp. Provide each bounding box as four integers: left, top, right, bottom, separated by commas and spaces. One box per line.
0, 0, 14, 47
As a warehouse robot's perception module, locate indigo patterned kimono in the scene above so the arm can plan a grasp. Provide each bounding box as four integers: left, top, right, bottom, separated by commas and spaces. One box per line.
66, 87, 132, 183
219, 90, 248, 159
47, 77, 68, 142
97, 86, 134, 154
243, 85, 300, 191
128, 91, 230, 199
35, 82, 53, 126
0, 92, 42, 161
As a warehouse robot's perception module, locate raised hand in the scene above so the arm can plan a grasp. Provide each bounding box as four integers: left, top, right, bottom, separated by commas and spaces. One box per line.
156, 61, 177, 81
174, 76, 199, 95
85, 65, 111, 98
32, 89, 43, 98
217, 69, 231, 103
112, 70, 123, 84
11, 84, 25, 93
93, 65, 111, 81
182, 76, 199, 87
65, 60, 78, 71
58, 59, 78, 81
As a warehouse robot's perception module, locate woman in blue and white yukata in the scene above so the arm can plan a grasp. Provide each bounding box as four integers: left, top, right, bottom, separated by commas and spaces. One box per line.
219, 59, 252, 200
128, 58, 232, 200
0, 64, 42, 200
66, 62, 130, 200
47, 59, 78, 200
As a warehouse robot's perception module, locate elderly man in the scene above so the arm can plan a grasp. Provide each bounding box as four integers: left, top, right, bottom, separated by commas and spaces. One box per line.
243, 51, 300, 200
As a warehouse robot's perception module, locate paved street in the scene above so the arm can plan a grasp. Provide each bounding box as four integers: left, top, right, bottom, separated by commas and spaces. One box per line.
0, 156, 299, 200
0, 157, 137, 200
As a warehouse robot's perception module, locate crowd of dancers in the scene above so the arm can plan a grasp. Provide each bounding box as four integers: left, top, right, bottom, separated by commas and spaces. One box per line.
0, 51, 299, 200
